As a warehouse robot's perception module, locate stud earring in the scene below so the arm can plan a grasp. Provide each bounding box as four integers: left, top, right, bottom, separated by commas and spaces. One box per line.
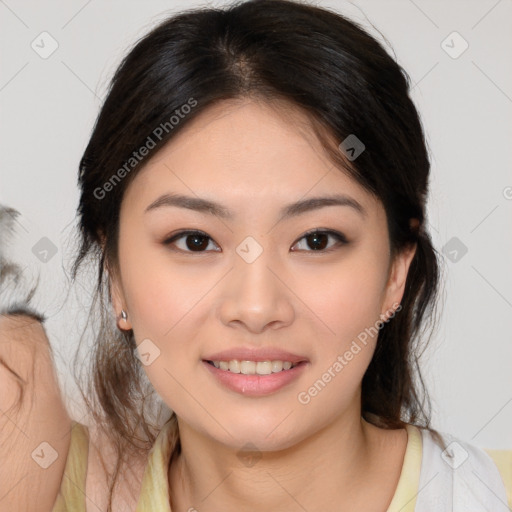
116, 309, 129, 331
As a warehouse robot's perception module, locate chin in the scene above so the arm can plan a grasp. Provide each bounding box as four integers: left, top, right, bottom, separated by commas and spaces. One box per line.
213, 418, 304, 453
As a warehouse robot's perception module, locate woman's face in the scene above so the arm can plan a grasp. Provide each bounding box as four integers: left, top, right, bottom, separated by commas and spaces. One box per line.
110, 99, 415, 450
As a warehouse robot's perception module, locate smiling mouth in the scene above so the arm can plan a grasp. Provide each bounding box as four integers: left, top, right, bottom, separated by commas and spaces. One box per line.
204, 359, 304, 375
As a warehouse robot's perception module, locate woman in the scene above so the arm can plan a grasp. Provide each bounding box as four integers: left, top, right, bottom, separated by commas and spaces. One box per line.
1, 1, 510, 511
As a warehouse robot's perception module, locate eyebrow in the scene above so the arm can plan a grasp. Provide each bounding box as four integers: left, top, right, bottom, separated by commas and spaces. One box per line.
144, 192, 366, 221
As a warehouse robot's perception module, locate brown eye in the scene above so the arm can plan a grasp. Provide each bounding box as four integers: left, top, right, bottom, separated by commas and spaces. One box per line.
163, 229, 347, 254
163, 230, 220, 253
291, 230, 348, 252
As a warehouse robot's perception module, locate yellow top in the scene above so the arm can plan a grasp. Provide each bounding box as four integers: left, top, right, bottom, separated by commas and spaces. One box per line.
51, 421, 89, 512
484, 448, 512, 508
51, 420, 512, 511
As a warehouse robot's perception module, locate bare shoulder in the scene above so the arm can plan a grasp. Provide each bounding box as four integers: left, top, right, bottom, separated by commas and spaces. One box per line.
85, 424, 149, 512
0, 314, 72, 512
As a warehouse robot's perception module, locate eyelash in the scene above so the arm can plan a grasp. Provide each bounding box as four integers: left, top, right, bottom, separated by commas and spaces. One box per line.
162, 229, 348, 254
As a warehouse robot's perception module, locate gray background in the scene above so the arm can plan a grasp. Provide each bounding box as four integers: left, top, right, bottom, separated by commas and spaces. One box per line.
1, 0, 511, 448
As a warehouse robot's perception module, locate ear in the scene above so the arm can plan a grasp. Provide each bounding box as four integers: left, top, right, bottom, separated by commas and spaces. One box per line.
103, 249, 132, 331
381, 243, 417, 318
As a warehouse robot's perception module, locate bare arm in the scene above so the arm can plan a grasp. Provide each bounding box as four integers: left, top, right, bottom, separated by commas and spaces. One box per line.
0, 314, 72, 512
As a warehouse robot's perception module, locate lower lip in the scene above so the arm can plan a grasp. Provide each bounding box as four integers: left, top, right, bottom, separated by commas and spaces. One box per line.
202, 360, 308, 396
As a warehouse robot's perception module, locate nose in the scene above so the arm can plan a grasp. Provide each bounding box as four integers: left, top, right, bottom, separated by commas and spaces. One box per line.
217, 247, 295, 334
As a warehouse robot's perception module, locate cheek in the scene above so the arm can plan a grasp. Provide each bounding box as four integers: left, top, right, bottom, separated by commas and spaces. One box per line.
296, 248, 389, 351
289, 250, 390, 410
118, 248, 209, 411
120, 239, 210, 338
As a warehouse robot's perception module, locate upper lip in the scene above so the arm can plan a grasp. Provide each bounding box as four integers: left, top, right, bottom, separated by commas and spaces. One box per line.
203, 348, 309, 364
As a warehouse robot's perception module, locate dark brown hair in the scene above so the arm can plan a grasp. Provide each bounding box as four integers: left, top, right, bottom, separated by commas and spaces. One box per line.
71, 0, 443, 508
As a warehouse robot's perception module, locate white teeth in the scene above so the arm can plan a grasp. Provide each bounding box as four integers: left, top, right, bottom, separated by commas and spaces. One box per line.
210, 359, 297, 375
240, 360, 256, 374
229, 360, 241, 373
256, 361, 272, 375
271, 360, 283, 372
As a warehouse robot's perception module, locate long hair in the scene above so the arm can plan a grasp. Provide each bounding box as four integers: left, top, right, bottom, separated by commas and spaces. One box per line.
71, 1, 443, 508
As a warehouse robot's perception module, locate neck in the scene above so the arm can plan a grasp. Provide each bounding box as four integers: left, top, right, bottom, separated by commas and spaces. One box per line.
168, 412, 377, 512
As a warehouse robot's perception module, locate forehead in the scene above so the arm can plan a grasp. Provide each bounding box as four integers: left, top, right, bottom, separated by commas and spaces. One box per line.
121, 98, 381, 218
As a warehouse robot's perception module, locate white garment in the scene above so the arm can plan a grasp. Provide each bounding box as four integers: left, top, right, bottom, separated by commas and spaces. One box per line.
415, 427, 509, 511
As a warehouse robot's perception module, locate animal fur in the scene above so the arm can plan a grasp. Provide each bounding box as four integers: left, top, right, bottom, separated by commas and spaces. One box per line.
0, 205, 44, 321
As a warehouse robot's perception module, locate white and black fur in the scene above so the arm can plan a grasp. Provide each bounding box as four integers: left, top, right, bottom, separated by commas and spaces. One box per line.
0, 205, 44, 321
